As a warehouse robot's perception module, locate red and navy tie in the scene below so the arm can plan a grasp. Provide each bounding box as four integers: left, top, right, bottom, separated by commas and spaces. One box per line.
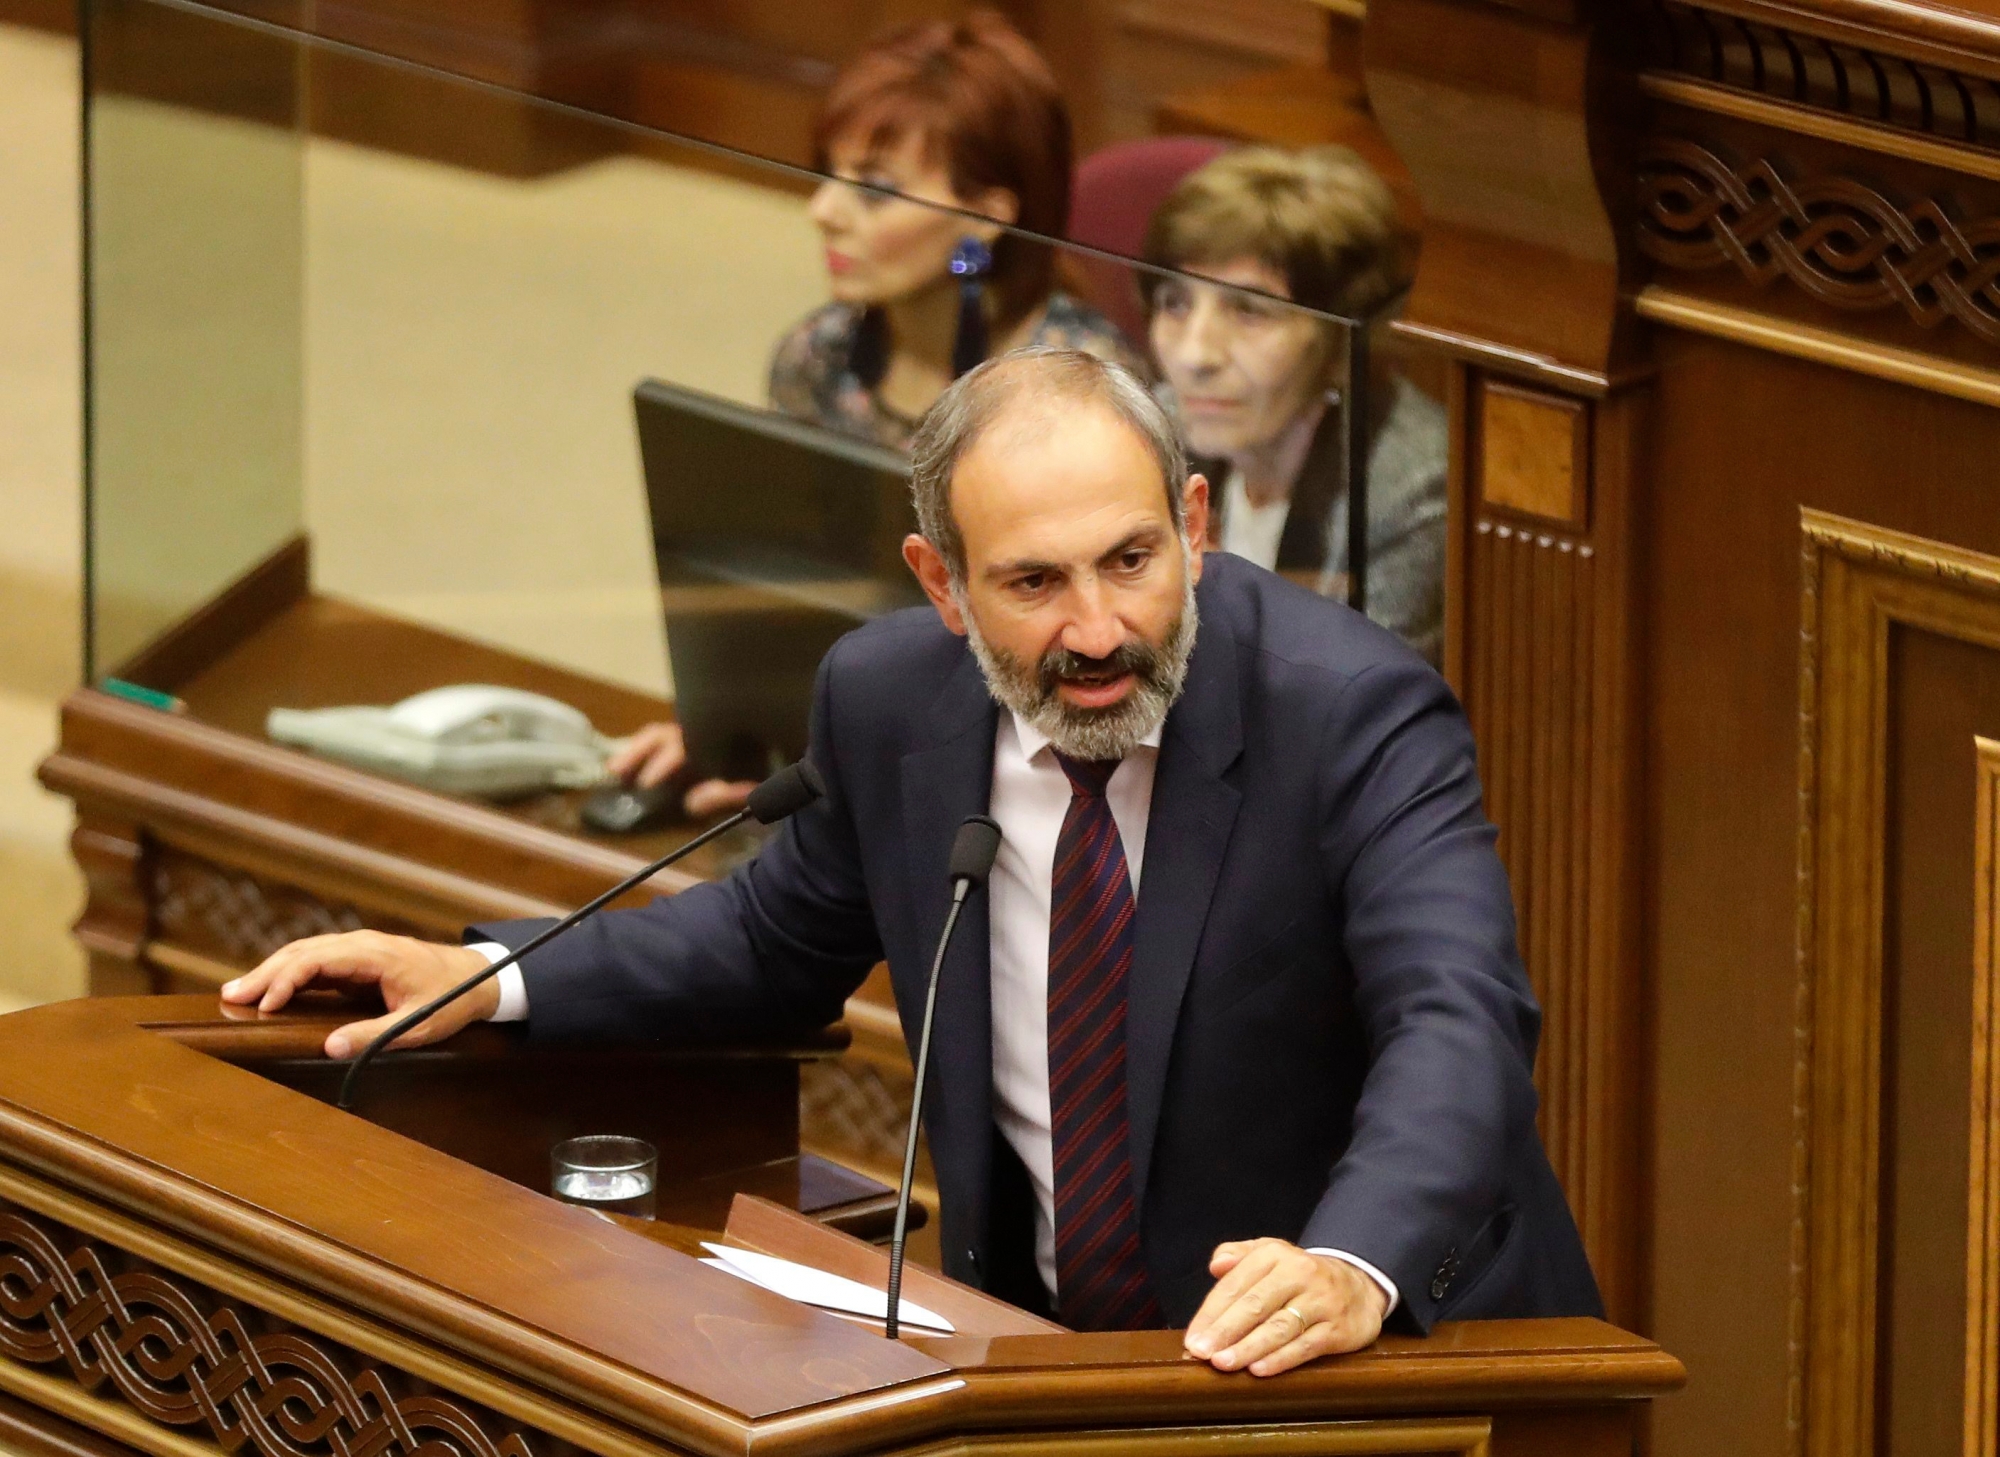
1047, 752, 1164, 1331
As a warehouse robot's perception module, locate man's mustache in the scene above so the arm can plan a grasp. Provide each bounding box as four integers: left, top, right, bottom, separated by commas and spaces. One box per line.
1035, 638, 1163, 699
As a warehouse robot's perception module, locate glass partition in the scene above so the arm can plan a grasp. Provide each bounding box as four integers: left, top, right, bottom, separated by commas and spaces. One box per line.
82, 0, 1432, 826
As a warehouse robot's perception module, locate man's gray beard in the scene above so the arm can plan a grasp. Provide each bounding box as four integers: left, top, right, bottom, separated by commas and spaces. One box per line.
958, 567, 1199, 762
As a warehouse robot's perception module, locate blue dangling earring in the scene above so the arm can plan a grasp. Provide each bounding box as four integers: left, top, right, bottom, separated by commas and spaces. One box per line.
949, 236, 993, 378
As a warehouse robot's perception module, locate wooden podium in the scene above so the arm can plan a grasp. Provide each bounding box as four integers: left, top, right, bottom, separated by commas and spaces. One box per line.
0, 995, 1681, 1457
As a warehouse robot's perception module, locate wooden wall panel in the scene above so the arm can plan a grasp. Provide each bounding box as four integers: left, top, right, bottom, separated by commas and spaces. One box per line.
1794, 514, 2000, 1457
1639, 331, 2000, 1457
1454, 370, 1644, 1330
1971, 737, 2000, 1457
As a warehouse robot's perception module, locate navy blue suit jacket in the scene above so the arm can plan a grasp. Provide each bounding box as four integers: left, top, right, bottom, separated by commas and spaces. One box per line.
476, 553, 1601, 1331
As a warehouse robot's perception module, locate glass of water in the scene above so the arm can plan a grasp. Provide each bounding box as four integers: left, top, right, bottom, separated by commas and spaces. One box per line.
551, 1136, 656, 1219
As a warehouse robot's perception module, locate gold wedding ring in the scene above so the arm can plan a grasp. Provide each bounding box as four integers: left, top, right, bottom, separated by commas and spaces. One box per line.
1280, 1304, 1309, 1332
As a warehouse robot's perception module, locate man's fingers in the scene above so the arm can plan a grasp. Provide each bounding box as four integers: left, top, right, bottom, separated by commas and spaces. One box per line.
258, 939, 391, 1012
326, 1008, 421, 1061
1185, 1243, 1284, 1356
323, 953, 498, 1059
1247, 1320, 1340, 1377
1199, 1266, 1308, 1366
223, 937, 326, 1005
1209, 1241, 1251, 1274
222, 939, 354, 1012
1212, 1297, 1322, 1373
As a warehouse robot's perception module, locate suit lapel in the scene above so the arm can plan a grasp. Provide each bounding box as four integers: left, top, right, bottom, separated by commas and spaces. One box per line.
1127, 606, 1243, 1217
899, 652, 1000, 1225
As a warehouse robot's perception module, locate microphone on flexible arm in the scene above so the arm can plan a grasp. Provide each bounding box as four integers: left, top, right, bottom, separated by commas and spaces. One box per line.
884, 813, 1003, 1340
335, 759, 826, 1112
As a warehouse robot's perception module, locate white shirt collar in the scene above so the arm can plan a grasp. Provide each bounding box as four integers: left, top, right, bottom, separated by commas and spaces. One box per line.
1007, 708, 1165, 764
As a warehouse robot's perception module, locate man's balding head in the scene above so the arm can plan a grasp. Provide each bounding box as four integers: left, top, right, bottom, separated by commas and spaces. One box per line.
908, 348, 1189, 585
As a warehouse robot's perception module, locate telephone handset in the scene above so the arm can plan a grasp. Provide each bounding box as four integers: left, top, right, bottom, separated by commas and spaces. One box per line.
268, 684, 617, 799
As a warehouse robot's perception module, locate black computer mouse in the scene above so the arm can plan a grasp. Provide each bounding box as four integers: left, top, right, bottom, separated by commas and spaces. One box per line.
579, 781, 682, 834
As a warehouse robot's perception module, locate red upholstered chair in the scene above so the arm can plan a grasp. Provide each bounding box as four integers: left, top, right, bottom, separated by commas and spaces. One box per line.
1066, 136, 1234, 354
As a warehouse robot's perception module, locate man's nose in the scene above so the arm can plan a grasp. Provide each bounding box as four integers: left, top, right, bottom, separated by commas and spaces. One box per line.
1061, 584, 1127, 661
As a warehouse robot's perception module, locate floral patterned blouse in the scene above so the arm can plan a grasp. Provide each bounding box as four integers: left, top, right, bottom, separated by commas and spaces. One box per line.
767, 292, 1144, 451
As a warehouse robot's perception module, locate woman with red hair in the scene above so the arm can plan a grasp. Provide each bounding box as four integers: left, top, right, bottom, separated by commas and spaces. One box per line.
768, 10, 1138, 449
607, 15, 1137, 813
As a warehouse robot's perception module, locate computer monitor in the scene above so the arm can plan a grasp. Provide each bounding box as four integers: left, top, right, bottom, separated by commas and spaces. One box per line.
633, 379, 924, 782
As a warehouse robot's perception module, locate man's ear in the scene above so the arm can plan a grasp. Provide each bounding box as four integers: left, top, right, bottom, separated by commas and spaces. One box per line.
903, 533, 967, 635
1183, 473, 1212, 582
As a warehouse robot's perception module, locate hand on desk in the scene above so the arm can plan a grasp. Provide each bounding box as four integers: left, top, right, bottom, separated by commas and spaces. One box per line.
220, 932, 495, 1060
1184, 1238, 1387, 1376
607, 722, 757, 818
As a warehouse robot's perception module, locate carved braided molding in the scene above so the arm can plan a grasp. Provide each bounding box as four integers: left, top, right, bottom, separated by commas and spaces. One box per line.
150, 846, 426, 970
0, 1210, 536, 1457
1639, 135, 2000, 347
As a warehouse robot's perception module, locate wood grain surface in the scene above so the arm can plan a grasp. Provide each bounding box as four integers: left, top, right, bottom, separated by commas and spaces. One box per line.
0, 996, 1682, 1457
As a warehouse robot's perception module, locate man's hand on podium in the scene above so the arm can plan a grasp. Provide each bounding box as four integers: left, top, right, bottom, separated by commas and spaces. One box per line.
1183, 1238, 1388, 1376
220, 932, 497, 1060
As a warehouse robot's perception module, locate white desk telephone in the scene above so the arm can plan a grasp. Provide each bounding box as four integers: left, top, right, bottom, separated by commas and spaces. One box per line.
268, 684, 618, 798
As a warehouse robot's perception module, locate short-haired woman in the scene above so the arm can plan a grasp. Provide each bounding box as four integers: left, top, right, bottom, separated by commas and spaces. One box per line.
1143, 145, 1447, 662
768, 10, 1139, 449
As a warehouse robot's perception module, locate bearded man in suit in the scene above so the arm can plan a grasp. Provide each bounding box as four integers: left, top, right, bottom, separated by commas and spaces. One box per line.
227, 347, 1600, 1374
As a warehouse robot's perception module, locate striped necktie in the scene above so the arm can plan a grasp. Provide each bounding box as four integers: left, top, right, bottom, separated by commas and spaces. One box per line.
1047, 752, 1164, 1331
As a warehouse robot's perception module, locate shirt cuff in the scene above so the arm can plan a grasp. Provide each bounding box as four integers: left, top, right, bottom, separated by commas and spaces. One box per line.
467, 941, 528, 1022
1306, 1247, 1400, 1317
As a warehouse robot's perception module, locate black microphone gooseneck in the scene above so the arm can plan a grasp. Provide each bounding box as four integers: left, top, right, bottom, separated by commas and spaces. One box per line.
884, 813, 1002, 1340
335, 759, 826, 1112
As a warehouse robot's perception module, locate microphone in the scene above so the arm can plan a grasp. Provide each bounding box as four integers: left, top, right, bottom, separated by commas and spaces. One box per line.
885, 813, 1002, 1339
335, 758, 826, 1111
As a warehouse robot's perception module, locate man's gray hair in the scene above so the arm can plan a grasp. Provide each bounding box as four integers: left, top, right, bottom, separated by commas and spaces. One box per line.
908, 347, 1189, 583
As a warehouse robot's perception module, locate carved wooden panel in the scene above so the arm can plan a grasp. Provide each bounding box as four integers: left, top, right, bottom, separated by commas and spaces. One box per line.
800, 1060, 909, 1175
1794, 511, 2000, 1457
1638, 135, 2000, 349
0, 1203, 545, 1457
1465, 516, 1597, 1180
1969, 737, 2000, 1457
149, 847, 425, 971
1477, 382, 1587, 525
1643, 0, 2000, 151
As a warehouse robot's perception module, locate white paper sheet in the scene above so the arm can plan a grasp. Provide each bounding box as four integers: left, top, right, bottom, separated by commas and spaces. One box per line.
698, 1243, 956, 1332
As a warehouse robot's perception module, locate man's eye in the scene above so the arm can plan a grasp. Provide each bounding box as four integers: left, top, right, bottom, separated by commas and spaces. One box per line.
1012, 574, 1047, 594
1118, 550, 1152, 572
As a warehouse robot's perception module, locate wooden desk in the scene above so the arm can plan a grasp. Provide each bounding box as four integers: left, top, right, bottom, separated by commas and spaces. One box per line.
0, 994, 1683, 1457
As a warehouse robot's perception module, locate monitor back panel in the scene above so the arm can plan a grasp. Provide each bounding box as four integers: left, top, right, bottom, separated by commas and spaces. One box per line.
635, 381, 922, 780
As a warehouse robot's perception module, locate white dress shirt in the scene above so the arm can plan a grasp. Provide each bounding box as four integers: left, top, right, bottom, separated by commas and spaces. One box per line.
483, 708, 1398, 1315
